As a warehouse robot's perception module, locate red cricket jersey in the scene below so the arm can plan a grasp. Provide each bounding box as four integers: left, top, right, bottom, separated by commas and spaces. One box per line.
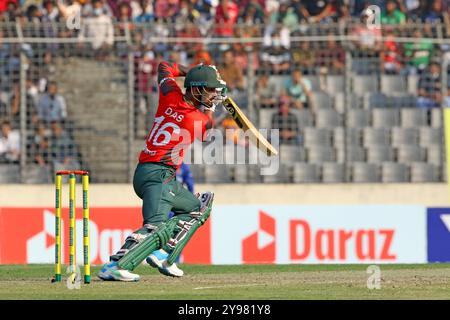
139, 61, 210, 169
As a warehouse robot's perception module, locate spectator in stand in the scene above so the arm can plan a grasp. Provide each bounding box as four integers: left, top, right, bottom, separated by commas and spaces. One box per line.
271, 95, 299, 145
404, 29, 433, 75
8, 82, 39, 128
37, 81, 67, 125
32, 121, 51, 170
214, 0, 239, 37
0, 0, 17, 14
136, 48, 157, 102
35, 51, 57, 93
50, 121, 80, 171
80, 0, 95, 17
350, 8, 382, 53
283, 69, 312, 109
135, 44, 156, 118
130, 30, 145, 56
0, 120, 20, 163
239, 0, 265, 25
291, 41, 315, 74
154, 0, 180, 22
114, 0, 132, 19
219, 50, 245, 92
290, 0, 306, 22
33, 134, 52, 182
190, 47, 213, 67
231, 38, 257, 71
26, 4, 43, 23
316, 33, 345, 75
1, 0, 20, 21
78, 0, 114, 59
118, 2, 132, 21
42, 1, 60, 22
268, 1, 299, 30
331, 0, 351, 22
6, 85, 20, 127
238, 0, 265, 11
405, 0, 429, 21
129, 0, 144, 20
232, 23, 260, 70
134, 0, 154, 22
33, 120, 50, 146
255, 73, 278, 108
192, 0, 213, 20
260, 31, 291, 74
0, 33, 11, 83
381, 0, 406, 25
264, 13, 291, 51
417, 61, 443, 108
100, 0, 116, 18
117, 1, 135, 32
25, 78, 39, 111
422, 0, 449, 24
175, 0, 202, 25
380, 27, 403, 74
191, 0, 213, 36
301, 0, 349, 23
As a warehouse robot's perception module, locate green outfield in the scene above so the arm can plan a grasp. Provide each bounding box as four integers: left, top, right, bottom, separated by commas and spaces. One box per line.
0, 264, 449, 300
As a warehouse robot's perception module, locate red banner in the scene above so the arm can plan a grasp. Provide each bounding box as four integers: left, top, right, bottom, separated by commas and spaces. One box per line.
0, 207, 211, 265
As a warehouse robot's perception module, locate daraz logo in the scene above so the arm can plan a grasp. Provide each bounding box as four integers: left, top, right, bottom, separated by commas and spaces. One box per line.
242, 211, 276, 264
241, 210, 397, 263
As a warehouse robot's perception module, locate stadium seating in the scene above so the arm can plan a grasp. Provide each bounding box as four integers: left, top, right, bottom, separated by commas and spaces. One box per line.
0, 18, 447, 185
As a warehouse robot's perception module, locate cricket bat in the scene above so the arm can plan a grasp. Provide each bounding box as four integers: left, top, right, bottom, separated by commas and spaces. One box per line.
223, 97, 278, 156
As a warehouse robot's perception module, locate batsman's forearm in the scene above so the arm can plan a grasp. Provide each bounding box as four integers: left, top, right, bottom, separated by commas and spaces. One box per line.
157, 61, 189, 83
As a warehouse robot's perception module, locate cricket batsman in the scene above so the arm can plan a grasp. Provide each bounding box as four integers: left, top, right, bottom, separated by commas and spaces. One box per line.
99, 61, 227, 281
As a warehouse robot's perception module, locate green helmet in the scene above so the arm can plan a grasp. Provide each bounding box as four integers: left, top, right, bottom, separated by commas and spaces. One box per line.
184, 64, 227, 89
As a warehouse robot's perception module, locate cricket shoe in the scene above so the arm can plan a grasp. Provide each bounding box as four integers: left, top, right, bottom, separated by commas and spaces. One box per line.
98, 261, 140, 282
146, 249, 184, 277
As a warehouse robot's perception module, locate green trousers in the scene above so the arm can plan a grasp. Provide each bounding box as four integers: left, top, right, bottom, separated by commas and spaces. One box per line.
133, 162, 201, 225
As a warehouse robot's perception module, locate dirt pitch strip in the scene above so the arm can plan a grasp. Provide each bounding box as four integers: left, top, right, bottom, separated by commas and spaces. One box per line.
0, 264, 449, 299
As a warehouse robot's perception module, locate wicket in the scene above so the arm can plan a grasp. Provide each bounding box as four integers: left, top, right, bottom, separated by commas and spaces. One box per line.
52, 170, 90, 284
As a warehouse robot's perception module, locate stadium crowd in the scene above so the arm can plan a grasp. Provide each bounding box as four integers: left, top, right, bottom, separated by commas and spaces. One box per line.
0, 0, 449, 183
0, 1, 448, 25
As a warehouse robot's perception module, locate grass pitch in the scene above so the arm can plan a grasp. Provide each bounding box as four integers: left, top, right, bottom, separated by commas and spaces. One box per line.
0, 264, 449, 299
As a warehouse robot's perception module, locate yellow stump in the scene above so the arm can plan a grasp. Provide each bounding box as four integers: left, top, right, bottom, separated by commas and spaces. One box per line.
82, 173, 91, 284
54, 174, 62, 282
69, 174, 76, 274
